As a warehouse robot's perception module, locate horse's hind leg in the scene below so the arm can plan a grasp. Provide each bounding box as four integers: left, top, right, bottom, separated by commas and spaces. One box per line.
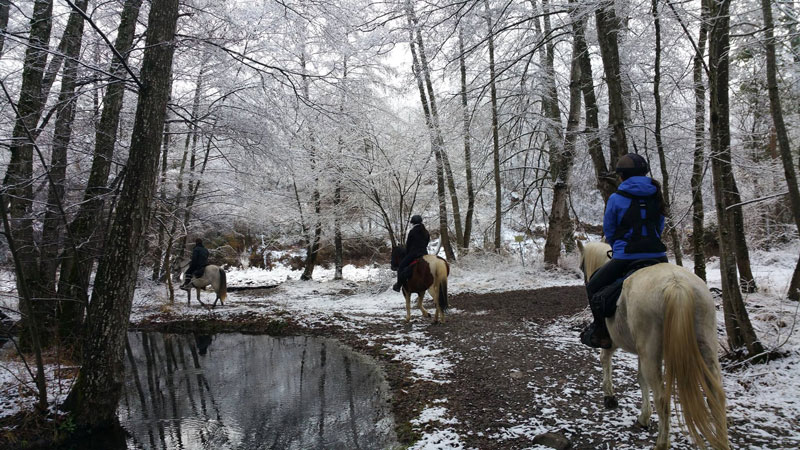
636, 358, 653, 428
601, 347, 618, 409
640, 352, 669, 449
430, 286, 443, 324
416, 294, 430, 319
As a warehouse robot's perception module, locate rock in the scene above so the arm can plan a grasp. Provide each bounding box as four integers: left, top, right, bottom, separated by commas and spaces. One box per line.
533, 431, 570, 450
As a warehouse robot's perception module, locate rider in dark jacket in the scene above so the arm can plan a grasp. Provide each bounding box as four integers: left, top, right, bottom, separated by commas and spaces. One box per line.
393, 215, 430, 292
581, 154, 668, 348
181, 238, 209, 290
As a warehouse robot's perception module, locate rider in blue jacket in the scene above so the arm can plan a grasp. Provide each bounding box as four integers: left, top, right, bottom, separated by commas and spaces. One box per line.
581, 153, 669, 348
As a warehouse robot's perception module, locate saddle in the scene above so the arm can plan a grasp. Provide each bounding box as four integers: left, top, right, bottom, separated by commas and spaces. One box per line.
591, 259, 664, 318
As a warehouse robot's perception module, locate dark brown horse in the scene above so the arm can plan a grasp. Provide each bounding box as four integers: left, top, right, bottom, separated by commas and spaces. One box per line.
391, 246, 449, 323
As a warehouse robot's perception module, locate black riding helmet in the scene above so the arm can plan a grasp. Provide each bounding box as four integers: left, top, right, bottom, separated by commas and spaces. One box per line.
615, 153, 649, 179
410, 215, 423, 225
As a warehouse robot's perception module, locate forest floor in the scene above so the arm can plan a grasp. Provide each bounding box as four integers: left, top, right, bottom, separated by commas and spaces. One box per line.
134, 281, 800, 449
2, 248, 800, 449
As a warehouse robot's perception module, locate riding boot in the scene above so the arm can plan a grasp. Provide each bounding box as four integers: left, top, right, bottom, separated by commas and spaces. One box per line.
180, 275, 193, 291
392, 269, 407, 292
580, 320, 612, 349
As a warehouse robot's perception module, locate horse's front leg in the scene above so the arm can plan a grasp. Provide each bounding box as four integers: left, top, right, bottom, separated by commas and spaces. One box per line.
416, 293, 430, 319
601, 347, 618, 409
196, 288, 206, 306
404, 290, 412, 322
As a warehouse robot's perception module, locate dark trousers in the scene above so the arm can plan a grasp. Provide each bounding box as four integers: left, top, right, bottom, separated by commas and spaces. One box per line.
585, 256, 668, 322
396, 254, 422, 284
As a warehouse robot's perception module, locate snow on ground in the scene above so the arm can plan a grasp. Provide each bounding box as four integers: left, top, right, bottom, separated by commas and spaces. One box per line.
1, 239, 799, 448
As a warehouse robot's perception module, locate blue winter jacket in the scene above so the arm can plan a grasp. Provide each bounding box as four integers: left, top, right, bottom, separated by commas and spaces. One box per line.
603, 176, 667, 260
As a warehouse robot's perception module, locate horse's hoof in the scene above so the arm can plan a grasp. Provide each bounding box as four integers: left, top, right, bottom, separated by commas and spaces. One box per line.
635, 418, 650, 429
603, 396, 618, 409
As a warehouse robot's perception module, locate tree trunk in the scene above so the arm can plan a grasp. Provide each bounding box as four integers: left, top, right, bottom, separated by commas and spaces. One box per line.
0, 0, 10, 57
731, 183, 757, 292
39, 0, 89, 303
691, 0, 709, 281
64, 0, 179, 427
0, 193, 48, 411
761, 0, 800, 300
651, 0, 683, 265
299, 44, 322, 281
57, 0, 143, 341
458, 28, 475, 250
2, 0, 54, 349
334, 131, 344, 280
539, 0, 574, 252
541, 0, 563, 169
574, 13, 616, 204
544, 19, 581, 266
708, 0, 764, 358
411, 6, 457, 259
405, 2, 454, 259
485, 0, 503, 251
152, 102, 172, 282
595, 1, 629, 165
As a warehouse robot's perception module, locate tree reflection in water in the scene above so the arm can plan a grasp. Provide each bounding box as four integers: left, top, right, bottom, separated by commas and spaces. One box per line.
119, 332, 396, 450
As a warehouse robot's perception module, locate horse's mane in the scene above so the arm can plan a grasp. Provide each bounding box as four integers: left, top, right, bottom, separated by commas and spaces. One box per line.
581, 241, 611, 281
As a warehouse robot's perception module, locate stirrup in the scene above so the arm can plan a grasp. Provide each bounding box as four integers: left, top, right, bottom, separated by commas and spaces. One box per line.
580, 324, 612, 349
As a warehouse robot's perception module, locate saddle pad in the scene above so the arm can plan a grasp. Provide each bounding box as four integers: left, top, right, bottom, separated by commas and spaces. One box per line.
593, 259, 666, 318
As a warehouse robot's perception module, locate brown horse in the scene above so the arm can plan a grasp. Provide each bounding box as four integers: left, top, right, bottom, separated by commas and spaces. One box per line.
391, 246, 449, 323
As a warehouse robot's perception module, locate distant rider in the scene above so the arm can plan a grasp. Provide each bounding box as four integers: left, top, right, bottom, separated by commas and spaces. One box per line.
181, 238, 209, 290
393, 215, 430, 292
581, 153, 668, 348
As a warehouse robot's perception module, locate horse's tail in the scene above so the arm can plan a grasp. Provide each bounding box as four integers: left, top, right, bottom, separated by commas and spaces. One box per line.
439, 274, 448, 312
218, 268, 227, 302
663, 280, 729, 450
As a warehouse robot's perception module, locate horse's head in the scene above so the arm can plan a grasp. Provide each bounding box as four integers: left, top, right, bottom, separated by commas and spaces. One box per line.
390, 246, 406, 271
578, 241, 612, 283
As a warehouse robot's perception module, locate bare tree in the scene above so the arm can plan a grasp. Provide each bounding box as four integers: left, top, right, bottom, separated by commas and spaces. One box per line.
0, 0, 9, 56
2, 0, 54, 348
691, 0, 709, 281
573, 6, 616, 204
594, 0, 629, 166
405, 1, 454, 259
458, 26, 476, 250
761, 0, 800, 300
708, 0, 764, 357
57, 0, 144, 341
544, 11, 581, 266
39, 0, 90, 306
651, 0, 682, 265
64, 0, 181, 426
485, 0, 503, 251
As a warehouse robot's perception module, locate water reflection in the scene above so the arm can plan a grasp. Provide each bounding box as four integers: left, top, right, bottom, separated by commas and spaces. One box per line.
120, 332, 396, 450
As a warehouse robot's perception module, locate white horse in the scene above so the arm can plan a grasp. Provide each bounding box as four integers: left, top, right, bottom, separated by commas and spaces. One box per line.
182, 264, 227, 309
578, 241, 729, 449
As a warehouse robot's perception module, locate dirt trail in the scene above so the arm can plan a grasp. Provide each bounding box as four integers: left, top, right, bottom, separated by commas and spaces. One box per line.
137, 285, 795, 449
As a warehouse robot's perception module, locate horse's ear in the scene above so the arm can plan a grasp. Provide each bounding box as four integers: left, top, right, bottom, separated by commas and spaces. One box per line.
576, 239, 584, 254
